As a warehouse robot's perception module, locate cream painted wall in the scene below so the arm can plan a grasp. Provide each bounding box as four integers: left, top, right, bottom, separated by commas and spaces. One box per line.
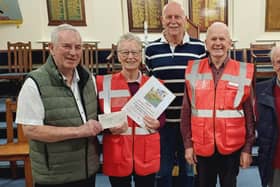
0, 0, 279, 50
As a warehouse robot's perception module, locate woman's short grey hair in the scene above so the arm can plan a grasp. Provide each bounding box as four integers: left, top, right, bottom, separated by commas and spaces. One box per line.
117, 32, 142, 50
50, 24, 82, 43
270, 46, 280, 62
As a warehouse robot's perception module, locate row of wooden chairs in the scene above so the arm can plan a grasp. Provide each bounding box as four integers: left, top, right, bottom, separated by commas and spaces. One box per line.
42, 42, 98, 73
5, 41, 98, 74
4, 17, 199, 75
4, 39, 277, 78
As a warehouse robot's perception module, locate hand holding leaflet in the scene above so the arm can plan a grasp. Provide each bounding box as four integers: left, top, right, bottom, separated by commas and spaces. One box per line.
122, 76, 175, 127
98, 111, 127, 129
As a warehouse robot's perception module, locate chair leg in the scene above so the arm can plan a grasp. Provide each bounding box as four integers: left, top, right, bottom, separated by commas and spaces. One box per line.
24, 157, 33, 187
10, 161, 17, 179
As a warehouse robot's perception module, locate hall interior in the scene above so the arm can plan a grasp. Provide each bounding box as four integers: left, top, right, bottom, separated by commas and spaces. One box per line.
0, 0, 279, 186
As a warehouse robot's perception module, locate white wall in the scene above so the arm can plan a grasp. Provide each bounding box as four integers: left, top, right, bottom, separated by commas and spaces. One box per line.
0, 0, 279, 50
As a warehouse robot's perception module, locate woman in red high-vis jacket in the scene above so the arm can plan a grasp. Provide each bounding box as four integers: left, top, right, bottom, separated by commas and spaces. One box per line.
96, 33, 165, 187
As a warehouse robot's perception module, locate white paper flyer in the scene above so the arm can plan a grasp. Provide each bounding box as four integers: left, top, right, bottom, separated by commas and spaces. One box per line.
122, 76, 175, 127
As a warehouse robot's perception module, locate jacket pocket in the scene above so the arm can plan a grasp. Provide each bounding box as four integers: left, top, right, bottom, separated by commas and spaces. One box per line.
191, 119, 205, 145
224, 118, 245, 147
103, 135, 126, 163
144, 133, 160, 162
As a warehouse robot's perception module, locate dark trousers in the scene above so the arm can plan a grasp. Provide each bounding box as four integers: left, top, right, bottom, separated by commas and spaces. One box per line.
156, 125, 192, 187
196, 149, 241, 187
35, 175, 96, 187
109, 173, 156, 187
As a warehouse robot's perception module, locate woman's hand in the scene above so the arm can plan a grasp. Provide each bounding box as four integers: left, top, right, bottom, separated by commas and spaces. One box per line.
143, 116, 160, 131
109, 121, 128, 135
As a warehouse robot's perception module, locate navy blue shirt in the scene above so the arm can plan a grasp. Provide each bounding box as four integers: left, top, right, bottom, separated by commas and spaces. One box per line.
145, 34, 206, 125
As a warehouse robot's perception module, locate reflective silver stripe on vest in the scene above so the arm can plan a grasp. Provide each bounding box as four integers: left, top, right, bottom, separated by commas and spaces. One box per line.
191, 109, 244, 118
99, 90, 130, 99
186, 60, 251, 108
120, 127, 156, 135
102, 75, 112, 113
216, 109, 244, 118
135, 127, 156, 135
185, 60, 212, 106
221, 63, 250, 107
99, 75, 130, 114
191, 109, 213, 117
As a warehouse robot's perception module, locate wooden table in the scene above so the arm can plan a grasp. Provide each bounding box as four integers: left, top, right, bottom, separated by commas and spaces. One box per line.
0, 72, 27, 80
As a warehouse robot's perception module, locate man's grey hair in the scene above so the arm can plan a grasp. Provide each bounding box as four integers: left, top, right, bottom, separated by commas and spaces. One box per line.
206, 22, 231, 39
117, 32, 142, 50
50, 24, 82, 43
162, 1, 185, 17
270, 46, 280, 62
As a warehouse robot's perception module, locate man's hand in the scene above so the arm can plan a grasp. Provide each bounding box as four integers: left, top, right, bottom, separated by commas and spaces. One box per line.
109, 121, 128, 135
82, 119, 103, 137
240, 152, 252, 168
185, 148, 197, 165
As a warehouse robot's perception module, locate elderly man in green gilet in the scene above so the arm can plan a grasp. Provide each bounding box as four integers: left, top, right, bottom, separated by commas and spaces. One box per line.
16, 24, 102, 187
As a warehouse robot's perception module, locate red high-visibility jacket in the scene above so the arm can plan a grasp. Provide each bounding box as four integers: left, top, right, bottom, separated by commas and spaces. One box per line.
96, 72, 160, 176
185, 58, 254, 156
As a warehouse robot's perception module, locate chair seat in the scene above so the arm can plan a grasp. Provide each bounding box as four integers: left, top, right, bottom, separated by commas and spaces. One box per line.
0, 99, 33, 187
0, 142, 29, 157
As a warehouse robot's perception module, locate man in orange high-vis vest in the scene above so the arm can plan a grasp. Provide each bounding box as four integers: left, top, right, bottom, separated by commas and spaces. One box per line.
96, 33, 164, 187
180, 22, 255, 187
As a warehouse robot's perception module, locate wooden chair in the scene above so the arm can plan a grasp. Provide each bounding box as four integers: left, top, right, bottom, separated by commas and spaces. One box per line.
42, 42, 49, 64
7, 41, 33, 73
0, 99, 33, 187
106, 44, 122, 74
185, 18, 200, 39
242, 48, 248, 62
250, 42, 276, 79
81, 43, 97, 73
250, 42, 276, 64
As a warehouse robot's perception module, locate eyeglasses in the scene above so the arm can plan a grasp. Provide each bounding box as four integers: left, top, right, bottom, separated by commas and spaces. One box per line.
118, 50, 141, 57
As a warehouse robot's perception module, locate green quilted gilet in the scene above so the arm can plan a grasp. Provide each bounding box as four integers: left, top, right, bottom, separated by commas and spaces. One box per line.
27, 56, 99, 184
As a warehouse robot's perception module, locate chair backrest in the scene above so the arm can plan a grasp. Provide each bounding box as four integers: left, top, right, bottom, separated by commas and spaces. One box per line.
7, 41, 33, 73
42, 42, 49, 64
106, 44, 121, 74
5, 98, 27, 143
81, 43, 97, 73
106, 43, 148, 74
249, 42, 276, 65
185, 18, 200, 39
250, 43, 276, 79
242, 49, 248, 62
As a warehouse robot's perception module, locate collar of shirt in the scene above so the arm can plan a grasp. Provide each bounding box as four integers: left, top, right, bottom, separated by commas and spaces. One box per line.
126, 71, 142, 84
61, 68, 80, 86
160, 32, 190, 45
209, 56, 230, 69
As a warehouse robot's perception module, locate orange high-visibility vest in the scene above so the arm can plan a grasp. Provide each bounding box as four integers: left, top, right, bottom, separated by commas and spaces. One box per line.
96, 72, 160, 177
185, 58, 254, 156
